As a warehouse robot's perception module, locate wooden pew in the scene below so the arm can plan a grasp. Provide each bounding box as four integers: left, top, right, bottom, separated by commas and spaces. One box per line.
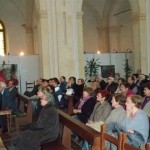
14, 93, 32, 132
101, 124, 122, 150
0, 137, 7, 150
122, 133, 150, 150
41, 109, 101, 150
64, 94, 73, 115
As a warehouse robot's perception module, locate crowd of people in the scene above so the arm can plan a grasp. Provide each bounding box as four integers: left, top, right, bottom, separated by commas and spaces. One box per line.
1, 69, 150, 149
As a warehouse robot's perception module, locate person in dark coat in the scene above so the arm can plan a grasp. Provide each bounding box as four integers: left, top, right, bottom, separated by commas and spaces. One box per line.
72, 86, 96, 124
14, 87, 60, 150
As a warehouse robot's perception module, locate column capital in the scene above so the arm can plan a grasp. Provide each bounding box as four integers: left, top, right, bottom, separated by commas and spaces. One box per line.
25, 26, 33, 33
109, 26, 120, 32
37, 10, 48, 19
77, 11, 83, 19
132, 13, 146, 23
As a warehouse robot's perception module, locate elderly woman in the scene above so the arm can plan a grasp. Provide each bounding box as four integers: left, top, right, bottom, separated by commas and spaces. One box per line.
88, 90, 112, 123
106, 95, 149, 149
73, 86, 96, 124
15, 87, 60, 150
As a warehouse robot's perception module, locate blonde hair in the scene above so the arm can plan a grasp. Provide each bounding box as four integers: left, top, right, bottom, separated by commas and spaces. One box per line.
127, 95, 142, 108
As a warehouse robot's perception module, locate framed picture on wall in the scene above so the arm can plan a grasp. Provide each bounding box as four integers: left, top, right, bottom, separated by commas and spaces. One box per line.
0, 64, 19, 85
101, 65, 115, 78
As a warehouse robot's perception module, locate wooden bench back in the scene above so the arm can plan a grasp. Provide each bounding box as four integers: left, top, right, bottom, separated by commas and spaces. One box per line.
122, 133, 150, 150
101, 124, 122, 150
57, 109, 101, 150
14, 93, 32, 132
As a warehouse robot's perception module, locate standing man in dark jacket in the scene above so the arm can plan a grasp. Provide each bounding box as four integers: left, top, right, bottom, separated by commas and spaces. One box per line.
15, 87, 60, 150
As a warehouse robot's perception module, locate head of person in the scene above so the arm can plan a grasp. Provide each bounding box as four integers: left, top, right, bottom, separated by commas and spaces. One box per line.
97, 75, 103, 82
8, 80, 14, 88
52, 78, 60, 87
0, 81, 6, 92
125, 95, 142, 111
107, 76, 115, 85
138, 74, 146, 81
127, 76, 135, 85
48, 78, 53, 86
143, 82, 150, 97
91, 81, 100, 91
60, 76, 66, 83
115, 73, 120, 80
42, 79, 48, 87
37, 87, 55, 106
111, 93, 126, 108
68, 76, 76, 84
77, 78, 85, 85
132, 74, 139, 82
36, 79, 43, 85
120, 83, 130, 94
96, 90, 110, 104
118, 78, 126, 86
82, 86, 95, 98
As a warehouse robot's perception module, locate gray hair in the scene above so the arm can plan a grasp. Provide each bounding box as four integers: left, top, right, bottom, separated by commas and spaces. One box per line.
45, 92, 55, 105
38, 86, 55, 105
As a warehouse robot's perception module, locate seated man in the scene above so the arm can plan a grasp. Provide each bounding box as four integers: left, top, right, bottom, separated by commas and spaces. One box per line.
0, 81, 19, 133
14, 87, 60, 150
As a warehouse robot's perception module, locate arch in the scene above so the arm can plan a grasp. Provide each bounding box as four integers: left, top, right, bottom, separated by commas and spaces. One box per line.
0, 20, 6, 55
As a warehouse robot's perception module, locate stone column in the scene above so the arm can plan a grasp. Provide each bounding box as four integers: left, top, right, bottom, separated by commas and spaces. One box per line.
131, 14, 141, 73
37, 9, 51, 78
76, 11, 84, 78
25, 26, 34, 54
146, 0, 150, 73
109, 26, 120, 51
101, 27, 109, 53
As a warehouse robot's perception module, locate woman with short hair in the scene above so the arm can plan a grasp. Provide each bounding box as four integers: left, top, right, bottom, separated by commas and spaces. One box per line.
73, 86, 96, 124
88, 90, 112, 123
105, 93, 126, 124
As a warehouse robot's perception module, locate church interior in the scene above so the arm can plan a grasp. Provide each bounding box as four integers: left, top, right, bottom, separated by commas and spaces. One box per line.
0, 0, 150, 150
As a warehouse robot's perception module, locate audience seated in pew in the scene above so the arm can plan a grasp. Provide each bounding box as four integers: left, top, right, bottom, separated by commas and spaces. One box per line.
13, 87, 59, 150
72, 86, 96, 124
51, 78, 65, 108
7, 80, 19, 114
106, 95, 149, 149
88, 90, 111, 124
142, 82, 150, 117
0, 81, 19, 133
120, 82, 135, 97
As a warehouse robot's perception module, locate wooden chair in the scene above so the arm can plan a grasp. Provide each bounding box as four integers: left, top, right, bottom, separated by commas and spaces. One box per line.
101, 124, 122, 150
25, 81, 35, 91
122, 133, 150, 150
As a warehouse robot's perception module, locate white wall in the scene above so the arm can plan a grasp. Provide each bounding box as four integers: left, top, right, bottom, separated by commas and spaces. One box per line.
0, 0, 27, 55
84, 52, 133, 79
0, 55, 40, 94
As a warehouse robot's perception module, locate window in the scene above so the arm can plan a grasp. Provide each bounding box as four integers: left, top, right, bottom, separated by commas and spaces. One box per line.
0, 21, 6, 55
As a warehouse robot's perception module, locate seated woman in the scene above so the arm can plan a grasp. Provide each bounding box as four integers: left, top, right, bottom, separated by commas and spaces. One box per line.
120, 82, 135, 97
106, 95, 149, 148
14, 87, 60, 150
88, 90, 112, 123
105, 93, 126, 124
72, 86, 96, 124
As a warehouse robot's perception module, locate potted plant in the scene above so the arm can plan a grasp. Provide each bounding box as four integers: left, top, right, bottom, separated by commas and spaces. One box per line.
124, 58, 132, 80
84, 58, 101, 81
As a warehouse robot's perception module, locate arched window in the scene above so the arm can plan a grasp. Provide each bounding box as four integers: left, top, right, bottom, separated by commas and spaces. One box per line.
0, 21, 6, 55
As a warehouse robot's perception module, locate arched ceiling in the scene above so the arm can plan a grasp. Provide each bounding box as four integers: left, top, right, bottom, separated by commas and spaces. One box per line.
0, 0, 34, 27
